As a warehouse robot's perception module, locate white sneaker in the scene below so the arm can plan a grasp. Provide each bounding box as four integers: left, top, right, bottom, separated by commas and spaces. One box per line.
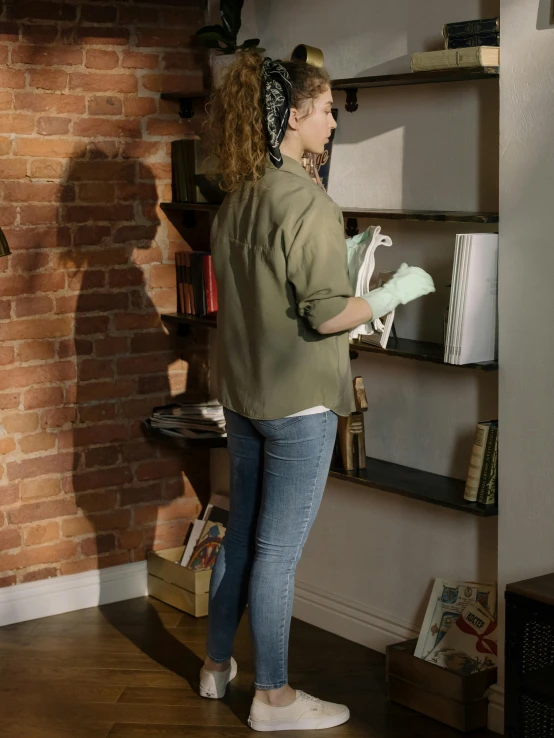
248, 689, 350, 731
199, 657, 238, 699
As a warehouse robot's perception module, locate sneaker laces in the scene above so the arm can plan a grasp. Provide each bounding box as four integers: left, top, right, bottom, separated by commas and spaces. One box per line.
298, 691, 322, 707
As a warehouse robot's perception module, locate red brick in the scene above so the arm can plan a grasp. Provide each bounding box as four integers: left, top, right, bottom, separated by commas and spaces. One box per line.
12, 46, 82, 66
123, 97, 157, 117
69, 160, 135, 182
120, 141, 162, 161
136, 458, 184, 482
36, 116, 71, 136
40, 406, 76, 429
81, 533, 116, 557
60, 559, 96, 576
130, 333, 173, 354
98, 551, 131, 569
75, 28, 130, 46
119, 7, 158, 24
78, 403, 116, 424
61, 516, 94, 537
29, 70, 69, 92
117, 182, 158, 201
0, 437, 16, 454
0, 360, 74, 390
0, 345, 14, 366
117, 352, 178, 377
151, 519, 192, 544
75, 315, 109, 336
58, 338, 93, 359
9, 2, 76, 21
16, 341, 55, 363
122, 50, 159, 69
66, 270, 106, 293
120, 529, 144, 549
87, 96, 122, 117
136, 29, 195, 49
29, 159, 66, 179
14, 295, 53, 319
0, 272, 65, 297
114, 225, 158, 244
83, 446, 119, 469
94, 337, 129, 357
146, 118, 192, 137
0, 159, 26, 180
20, 476, 60, 501
21, 567, 58, 583
0, 529, 21, 551
0, 114, 34, 134
0, 300, 10, 319
81, 3, 118, 22
23, 386, 64, 410
19, 431, 56, 454
24, 521, 59, 546
76, 292, 129, 313
119, 483, 162, 507
1, 412, 39, 434
8, 495, 78, 524
75, 490, 117, 513
0, 316, 71, 341
0, 392, 20, 411
85, 49, 119, 71
80, 358, 114, 382
113, 312, 160, 332
158, 7, 203, 26
0, 575, 16, 587
0, 22, 19, 42
73, 118, 141, 139
149, 264, 176, 289
69, 72, 137, 94
14, 138, 81, 158
162, 51, 198, 71
0, 137, 11, 156
73, 423, 128, 447
15, 92, 86, 115
0, 70, 26, 90
0, 91, 13, 111
87, 509, 131, 532
88, 140, 119, 160
4, 182, 74, 204
19, 205, 58, 226
0, 484, 20, 506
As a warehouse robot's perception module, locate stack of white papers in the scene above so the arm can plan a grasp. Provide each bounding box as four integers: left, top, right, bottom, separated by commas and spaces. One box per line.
444, 233, 498, 365
149, 401, 226, 439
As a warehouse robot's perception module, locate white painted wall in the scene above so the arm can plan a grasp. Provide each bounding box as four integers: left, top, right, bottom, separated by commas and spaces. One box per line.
497, 0, 554, 696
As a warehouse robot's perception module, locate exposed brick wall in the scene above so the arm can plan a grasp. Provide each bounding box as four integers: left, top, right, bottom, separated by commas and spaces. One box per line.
0, 0, 212, 585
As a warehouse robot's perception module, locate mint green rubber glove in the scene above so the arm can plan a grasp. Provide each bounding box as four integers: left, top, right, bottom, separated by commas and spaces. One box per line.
361, 263, 435, 321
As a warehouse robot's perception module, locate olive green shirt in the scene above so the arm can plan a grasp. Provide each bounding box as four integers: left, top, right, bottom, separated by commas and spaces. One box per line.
210, 155, 355, 419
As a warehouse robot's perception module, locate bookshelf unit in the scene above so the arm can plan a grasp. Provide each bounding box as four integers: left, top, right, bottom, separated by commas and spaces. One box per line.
157, 66, 500, 519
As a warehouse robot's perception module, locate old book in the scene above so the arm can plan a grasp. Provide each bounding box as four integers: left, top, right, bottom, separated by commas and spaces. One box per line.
186, 521, 226, 572
410, 47, 499, 73
464, 421, 495, 502
171, 138, 223, 204
202, 254, 218, 314
446, 33, 499, 49
442, 17, 500, 39
477, 423, 498, 504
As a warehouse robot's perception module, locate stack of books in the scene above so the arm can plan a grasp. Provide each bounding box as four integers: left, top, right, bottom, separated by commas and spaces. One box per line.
175, 251, 218, 317
443, 233, 498, 366
146, 401, 226, 440
414, 578, 498, 675
464, 420, 498, 506
411, 16, 499, 72
180, 494, 229, 570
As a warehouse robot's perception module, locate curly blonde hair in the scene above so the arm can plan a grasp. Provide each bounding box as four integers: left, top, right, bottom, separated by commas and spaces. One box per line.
206, 51, 331, 193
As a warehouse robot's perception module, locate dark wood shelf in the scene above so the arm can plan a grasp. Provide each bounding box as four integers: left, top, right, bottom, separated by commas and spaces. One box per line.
332, 67, 499, 91
350, 337, 498, 371
160, 202, 499, 225
161, 314, 498, 372
160, 90, 211, 119
145, 417, 496, 517
329, 456, 498, 517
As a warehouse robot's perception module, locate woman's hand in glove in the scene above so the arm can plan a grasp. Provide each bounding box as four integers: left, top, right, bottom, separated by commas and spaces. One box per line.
361, 263, 435, 322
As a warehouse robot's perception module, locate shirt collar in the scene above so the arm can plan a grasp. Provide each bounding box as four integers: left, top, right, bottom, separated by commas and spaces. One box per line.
266, 153, 312, 182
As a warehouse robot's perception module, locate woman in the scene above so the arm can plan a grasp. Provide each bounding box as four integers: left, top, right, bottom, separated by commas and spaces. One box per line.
198, 52, 434, 732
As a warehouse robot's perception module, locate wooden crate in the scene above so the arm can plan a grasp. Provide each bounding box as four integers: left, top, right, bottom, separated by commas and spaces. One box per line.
386, 639, 497, 733
147, 546, 212, 618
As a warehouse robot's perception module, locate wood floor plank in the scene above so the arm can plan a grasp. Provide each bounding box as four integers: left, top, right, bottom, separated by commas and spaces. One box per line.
0, 720, 113, 738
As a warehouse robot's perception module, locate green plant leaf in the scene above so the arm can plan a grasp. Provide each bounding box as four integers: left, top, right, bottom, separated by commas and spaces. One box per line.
220, 0, 243, 40
239, 38, 260, 48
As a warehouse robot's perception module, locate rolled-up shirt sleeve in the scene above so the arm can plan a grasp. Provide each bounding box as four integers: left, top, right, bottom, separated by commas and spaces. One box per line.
286, 209, 353, 330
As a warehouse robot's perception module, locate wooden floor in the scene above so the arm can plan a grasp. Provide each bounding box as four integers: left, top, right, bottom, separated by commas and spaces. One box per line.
0, 597, 497, 737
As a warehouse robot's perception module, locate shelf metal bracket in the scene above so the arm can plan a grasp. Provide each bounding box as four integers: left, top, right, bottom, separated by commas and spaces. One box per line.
345, 88, 358, 113
349, 349, 359, 361
178, 98, 195, 119
345, 217, 359, 238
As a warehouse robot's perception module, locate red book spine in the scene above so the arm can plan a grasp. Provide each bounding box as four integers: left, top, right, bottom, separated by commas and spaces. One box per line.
203, 255, 218, 314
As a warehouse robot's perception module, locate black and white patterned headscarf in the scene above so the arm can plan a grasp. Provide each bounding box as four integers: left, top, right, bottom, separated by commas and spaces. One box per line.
260, 58, 292, 168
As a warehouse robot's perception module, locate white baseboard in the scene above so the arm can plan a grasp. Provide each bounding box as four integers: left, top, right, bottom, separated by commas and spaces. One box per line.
0, 561, 148, 627
293, 579, 419, 653
293, 580, 505, 734
487, 683, 505, 734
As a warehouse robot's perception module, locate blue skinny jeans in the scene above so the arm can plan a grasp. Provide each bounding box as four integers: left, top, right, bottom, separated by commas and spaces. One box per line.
205, 408, 338, 689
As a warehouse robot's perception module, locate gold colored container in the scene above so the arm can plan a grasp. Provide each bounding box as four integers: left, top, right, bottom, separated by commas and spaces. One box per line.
289, 44, 324, 67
